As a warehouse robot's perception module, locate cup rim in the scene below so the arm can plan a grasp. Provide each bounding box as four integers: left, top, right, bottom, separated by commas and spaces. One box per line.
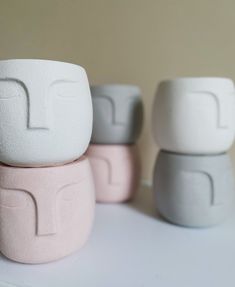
0, 58, 85, 71
158, 76, 233, 86
91, 83, 141, 96
0, 155, 87, 170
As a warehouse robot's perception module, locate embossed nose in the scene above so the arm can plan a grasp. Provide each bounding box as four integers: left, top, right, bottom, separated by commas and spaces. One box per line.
36, 198, 57, 236
28, 116, 50, 130
37, 219, 57, 236
28, 102, 50, 129
28, 90, 51, 130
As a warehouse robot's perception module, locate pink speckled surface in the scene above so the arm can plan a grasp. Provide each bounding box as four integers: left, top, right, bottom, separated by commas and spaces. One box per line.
0, 156, 95, 264
87, 145, 141, 203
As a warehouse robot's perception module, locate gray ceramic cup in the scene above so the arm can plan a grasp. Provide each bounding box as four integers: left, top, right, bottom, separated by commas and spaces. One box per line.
90, 84, 144, 144
153, 151, 235, 228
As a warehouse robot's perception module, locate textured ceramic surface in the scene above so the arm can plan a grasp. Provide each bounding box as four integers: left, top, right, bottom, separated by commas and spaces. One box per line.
152, 78, 235, 154
0, 59, 92, 167
0, 156, 95, 264
153, 151, 235, 227
87, 144, 141, 203
91, 84, 143, 144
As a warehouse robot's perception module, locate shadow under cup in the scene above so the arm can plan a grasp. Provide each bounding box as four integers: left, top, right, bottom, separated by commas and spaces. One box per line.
0, 156, 95, 264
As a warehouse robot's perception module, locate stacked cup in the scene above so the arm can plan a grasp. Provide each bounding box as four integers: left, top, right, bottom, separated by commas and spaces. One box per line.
0, 59, 95, 263
152, 78, 235, 227
87, 84, 143, 203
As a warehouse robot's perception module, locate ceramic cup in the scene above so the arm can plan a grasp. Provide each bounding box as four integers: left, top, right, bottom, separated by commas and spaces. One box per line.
87, 144, 141, 203
152, 78, 235, 154
153, 151, 235, 227
91, 84, 143, 144
0, 156, 95, 264
0, 59, 92, 167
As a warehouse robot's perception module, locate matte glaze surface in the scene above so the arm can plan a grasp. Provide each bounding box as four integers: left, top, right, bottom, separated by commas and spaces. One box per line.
152, 78, 235, 154
0, 156, 95, 264
87, 144, 141, 203
153, 151, 235, 227
0, 59, 92, 166
91, 84, 143, 144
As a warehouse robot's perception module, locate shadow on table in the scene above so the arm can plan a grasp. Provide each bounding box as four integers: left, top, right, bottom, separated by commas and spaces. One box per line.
127, 184, 166, 224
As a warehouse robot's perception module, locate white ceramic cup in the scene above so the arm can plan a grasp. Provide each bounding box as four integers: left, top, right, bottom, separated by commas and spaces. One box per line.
152, 78, 235, 154
0, 59, 92, 166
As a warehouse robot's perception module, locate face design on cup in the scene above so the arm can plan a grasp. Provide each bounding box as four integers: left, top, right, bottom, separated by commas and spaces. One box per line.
87, 145, 141, 202
92, 92, 141, 126
164, 168, 233, 224
172, 89, 234, 130
89, 152, 130, 202
89, 154, 122, 186
153, 78, 235, 153
91, 85, 143, 144
0, 160, 94, 263
0, 60, 92, 166
172, 170, 220, 207
154, 152, 235, 226
89, 146, 136, 186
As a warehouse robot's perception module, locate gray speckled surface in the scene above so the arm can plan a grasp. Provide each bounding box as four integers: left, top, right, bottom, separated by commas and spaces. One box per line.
91, 84, 143, 144
153, 151, 235, 227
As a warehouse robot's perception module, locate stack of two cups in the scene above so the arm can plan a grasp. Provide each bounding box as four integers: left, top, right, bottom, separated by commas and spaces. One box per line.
152, 78, 235, 227
87, 85, 144, 203
0, 60, 95, 263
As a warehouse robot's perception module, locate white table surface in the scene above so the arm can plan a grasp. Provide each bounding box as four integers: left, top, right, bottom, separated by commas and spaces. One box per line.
0, 184, 235, 287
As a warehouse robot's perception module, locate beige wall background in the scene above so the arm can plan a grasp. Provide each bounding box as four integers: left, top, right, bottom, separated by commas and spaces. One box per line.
0, 0, 235, 181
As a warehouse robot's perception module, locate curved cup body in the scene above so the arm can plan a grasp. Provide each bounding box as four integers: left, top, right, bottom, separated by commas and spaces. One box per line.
0, 59, 92, 166
91, 84, 143, 144
0, 156, 95, 264
152, 78, 235, 154
87, 144, 141, 203
153, 151, 235, 227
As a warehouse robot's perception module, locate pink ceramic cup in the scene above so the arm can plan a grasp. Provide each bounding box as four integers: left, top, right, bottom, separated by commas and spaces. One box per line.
87, 144, 141, 203
0, 156, 95, 264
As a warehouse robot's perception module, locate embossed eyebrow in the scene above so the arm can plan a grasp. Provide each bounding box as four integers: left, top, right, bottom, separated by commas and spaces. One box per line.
0, 79, 30, 127
0, 78, 28, 91
93, 95, 126, 126
0, 79, 26, 100
56, 179, 85, 196
0, 187, 36, 209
